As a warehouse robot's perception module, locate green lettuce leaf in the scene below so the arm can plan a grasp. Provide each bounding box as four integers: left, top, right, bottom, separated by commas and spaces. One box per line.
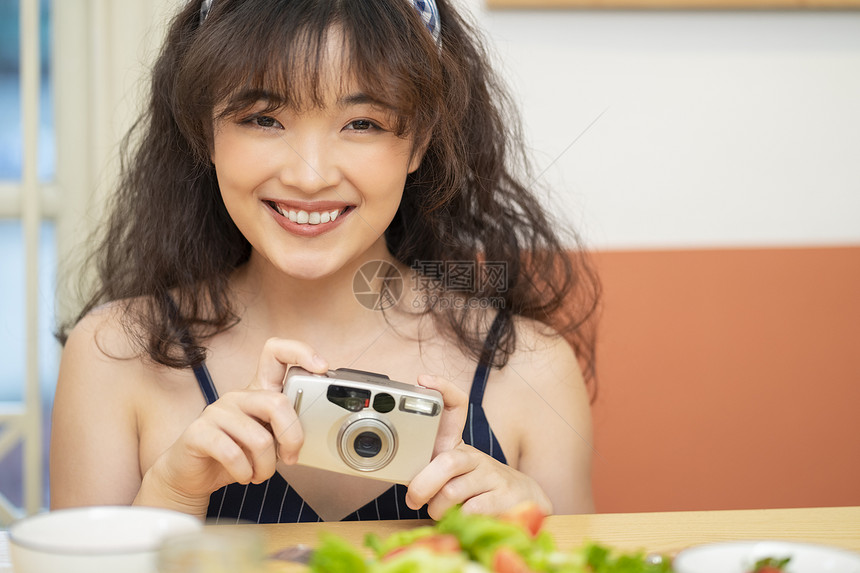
309, 533, 369, 573
365, 526, 439, 558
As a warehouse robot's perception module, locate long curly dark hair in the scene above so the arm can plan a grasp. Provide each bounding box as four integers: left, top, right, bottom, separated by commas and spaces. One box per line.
59, 0, 601, 385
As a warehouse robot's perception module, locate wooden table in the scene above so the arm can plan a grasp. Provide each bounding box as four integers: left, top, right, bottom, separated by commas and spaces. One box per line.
250, 506, 860, 571
1, 507, 856, 571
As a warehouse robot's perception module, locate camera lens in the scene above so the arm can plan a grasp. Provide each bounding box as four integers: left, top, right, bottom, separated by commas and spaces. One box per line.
337, 416, 396, 472
353, 431, 383, 458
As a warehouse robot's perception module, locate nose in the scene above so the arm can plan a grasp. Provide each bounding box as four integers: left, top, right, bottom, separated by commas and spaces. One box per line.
275, 133, 342, 194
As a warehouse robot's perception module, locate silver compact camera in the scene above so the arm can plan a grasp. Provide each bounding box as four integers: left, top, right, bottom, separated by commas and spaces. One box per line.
283, 367, 443, 484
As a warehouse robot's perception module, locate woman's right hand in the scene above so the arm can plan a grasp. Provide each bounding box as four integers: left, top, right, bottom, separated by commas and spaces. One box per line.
134, 339, 328, 517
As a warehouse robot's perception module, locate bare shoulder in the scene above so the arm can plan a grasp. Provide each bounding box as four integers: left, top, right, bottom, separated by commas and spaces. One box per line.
56, 300, 156, 429
482, 314, 591, 449
56, 299, 164, 419
63, 300, 143, 362
500, 315, 587, 394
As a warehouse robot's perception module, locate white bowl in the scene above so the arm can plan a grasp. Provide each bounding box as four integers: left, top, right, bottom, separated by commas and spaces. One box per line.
674, 540, 860, 573
8, 506, 202, 573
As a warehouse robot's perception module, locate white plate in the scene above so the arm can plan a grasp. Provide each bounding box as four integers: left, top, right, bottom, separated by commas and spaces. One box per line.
673, 540, 860, 573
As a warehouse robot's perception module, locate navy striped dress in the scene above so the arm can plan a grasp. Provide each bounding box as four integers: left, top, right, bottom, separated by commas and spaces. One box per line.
192, 313, 509, 523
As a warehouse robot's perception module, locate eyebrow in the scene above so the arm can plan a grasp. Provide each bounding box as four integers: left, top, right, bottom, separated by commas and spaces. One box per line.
337, 92, 394, 110
223, 89, 283, 110
236, 89, 272, 100
223, 89, 396, 114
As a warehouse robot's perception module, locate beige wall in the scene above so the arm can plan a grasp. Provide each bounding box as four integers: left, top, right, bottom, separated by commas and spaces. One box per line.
459, 3, 860, 250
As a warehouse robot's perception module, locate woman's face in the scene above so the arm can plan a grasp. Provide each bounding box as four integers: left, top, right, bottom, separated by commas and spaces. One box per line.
211, 50, 421, 282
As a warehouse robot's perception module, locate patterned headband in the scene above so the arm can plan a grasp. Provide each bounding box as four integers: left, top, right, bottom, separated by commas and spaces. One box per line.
199, 0, 441, 44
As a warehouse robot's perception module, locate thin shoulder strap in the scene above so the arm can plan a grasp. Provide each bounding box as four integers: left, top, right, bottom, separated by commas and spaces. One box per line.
468, 312, 508, 407
192, 362, 219, 406
164, 294, 220, 406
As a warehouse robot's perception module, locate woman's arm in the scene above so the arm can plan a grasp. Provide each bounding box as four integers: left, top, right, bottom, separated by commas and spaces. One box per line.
507, 323, 595, 514
50, 308, 147, 508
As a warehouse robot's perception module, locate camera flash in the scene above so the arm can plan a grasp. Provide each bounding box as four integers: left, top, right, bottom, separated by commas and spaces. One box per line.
401, 397, 440, 416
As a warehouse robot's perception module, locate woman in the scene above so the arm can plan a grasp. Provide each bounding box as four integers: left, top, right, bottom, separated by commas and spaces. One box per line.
51, 0, 600, 523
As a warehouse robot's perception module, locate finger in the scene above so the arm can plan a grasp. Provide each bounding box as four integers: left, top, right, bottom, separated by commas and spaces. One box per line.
416, 374, 467, 457
204, 402, 279, 483
251, 338, 328, 392
211, 435, 256, 484
405, 444, 478, 510
426, 475, 493, 520
187, 425, 255, 485
266, 398, 304, 464
445, 489, 503, 518
217, 391, 304, 465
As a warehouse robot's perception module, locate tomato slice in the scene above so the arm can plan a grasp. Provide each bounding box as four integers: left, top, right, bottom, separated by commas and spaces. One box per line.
499, 502, 547, 537
493, 547, 535, 573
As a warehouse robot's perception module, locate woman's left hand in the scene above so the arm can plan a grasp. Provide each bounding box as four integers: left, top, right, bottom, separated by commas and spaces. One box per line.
404, 375, 552, 520
405, 441, 552, 519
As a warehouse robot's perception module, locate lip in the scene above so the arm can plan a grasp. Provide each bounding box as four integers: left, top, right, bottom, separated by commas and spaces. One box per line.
264, 199, 353, 238
266, 198, 353, 212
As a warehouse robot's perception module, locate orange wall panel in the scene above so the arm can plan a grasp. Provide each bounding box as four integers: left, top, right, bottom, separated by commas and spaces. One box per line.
588, 246, 860, 513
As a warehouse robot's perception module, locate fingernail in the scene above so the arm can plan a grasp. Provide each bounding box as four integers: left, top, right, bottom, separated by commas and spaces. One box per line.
312, 354, 328, 370
417, 374, 435, 387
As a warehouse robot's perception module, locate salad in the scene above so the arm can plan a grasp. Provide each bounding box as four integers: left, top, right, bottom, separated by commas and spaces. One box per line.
307, 503, 673, 573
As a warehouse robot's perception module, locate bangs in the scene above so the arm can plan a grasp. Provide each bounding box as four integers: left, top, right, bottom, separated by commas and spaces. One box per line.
177, 0, 443, 144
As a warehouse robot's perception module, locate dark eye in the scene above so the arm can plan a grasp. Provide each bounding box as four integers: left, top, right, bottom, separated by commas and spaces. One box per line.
347, 119, 375, 131
255, 115, 280, 128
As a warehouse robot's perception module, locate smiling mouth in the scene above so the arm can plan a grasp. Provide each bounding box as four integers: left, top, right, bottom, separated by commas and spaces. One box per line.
266, 201, 352, 225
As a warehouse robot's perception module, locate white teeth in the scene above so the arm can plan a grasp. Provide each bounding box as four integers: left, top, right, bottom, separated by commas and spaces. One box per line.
273, 203, 344, 225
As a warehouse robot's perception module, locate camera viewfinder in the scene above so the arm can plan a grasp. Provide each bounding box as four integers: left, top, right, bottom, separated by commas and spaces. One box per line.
327, 385, 371, 412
